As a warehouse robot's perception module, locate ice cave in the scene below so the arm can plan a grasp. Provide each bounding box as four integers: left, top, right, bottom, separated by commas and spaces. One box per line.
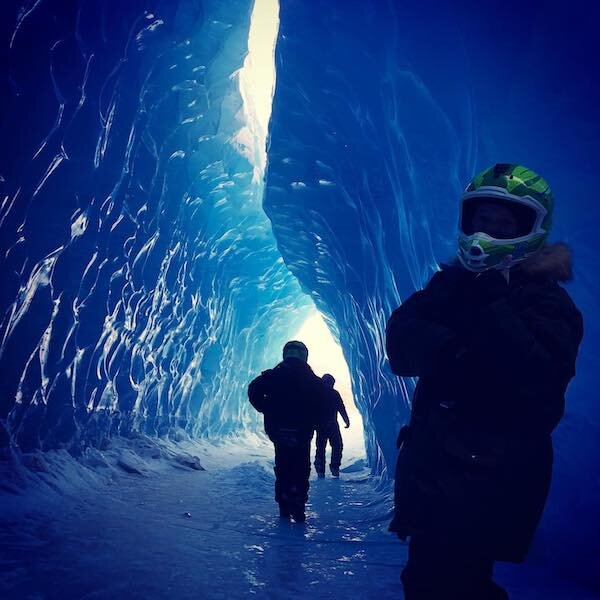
1, 0, 599, 598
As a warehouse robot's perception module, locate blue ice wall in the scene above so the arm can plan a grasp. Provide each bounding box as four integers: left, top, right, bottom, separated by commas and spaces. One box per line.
1, 0, 599, 586
0, 0, 311, 451
265, 0, 600, 585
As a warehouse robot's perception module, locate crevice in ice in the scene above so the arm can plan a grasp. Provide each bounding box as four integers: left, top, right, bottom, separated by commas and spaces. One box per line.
237, 0, 279, 182
237, 0, 368, 458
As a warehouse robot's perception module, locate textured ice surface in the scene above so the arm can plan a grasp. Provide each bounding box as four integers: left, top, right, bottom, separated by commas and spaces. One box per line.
265, 0, 600, 586
2, 437, 598, 599
1, 0, 599, 591
0, 0, 311, 451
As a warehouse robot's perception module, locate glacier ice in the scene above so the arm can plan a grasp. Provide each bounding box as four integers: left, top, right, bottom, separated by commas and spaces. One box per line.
0, 0, 311, 451
0, 0, 599, 590
264, 0, 600, 585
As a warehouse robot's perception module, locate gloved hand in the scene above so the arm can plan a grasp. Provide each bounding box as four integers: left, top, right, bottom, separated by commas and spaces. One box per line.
422, 334, 470, 403
469, 269, 509, 306
427, 334, 467, 375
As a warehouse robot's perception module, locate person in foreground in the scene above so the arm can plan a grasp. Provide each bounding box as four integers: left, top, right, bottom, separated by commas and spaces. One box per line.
385, 163, 584, 599
314, 373, 350, 478
248, 340, 327, 522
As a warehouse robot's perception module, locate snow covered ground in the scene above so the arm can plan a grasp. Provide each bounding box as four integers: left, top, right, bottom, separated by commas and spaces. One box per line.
1, 435, 597, 599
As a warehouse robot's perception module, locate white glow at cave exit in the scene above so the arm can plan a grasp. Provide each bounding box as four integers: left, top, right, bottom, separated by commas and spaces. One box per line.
295, 311, 366, 459
240, 2, 367, 461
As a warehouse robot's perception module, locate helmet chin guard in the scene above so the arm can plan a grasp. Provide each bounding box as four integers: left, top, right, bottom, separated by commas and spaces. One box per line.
458, 232, 532, 272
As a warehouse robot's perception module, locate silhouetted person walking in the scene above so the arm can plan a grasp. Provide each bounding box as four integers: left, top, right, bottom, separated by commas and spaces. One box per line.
248, 340, 327, 522
386, 164, 583, 599
314, 374, 350, 478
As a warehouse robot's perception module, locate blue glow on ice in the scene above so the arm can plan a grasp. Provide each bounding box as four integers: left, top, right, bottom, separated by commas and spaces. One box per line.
0, 0, 599, 591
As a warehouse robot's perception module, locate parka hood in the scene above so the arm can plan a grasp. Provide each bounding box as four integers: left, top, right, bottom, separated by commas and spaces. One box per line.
518, 242, 574, 282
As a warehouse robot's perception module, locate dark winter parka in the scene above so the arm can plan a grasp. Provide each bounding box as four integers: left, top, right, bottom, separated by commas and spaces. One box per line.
386, 244, 583, 562
248, 358, 328, 444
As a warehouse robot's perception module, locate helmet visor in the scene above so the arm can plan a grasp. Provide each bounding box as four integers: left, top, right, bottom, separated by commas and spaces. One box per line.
461, 196, 538, 240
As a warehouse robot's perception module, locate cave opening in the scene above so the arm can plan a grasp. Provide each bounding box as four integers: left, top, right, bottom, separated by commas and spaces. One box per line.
293, 310, 366, 460
238, 0, 368, 460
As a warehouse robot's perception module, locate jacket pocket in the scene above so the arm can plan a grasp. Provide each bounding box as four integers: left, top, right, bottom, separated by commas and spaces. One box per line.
443, 427, 505, 468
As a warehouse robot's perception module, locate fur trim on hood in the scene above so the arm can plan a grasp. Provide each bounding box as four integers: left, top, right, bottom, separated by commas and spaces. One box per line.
519, 242, 574, 282
446, 242, 574, 282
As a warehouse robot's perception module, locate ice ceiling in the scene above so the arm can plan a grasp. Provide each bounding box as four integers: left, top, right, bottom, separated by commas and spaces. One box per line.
0, 0, 599, 582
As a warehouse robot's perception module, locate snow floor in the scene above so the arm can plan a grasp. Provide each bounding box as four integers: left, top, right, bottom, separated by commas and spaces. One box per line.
1, 434, 598, 599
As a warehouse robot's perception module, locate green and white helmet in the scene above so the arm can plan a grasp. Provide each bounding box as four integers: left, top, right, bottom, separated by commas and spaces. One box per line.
458, 163, 553, 272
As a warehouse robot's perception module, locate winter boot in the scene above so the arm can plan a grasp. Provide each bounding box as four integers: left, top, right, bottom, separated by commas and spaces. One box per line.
289, 500, 306, 522
291, 508, 306, 522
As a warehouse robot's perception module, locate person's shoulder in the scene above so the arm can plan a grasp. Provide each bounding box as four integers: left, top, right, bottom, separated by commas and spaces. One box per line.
519, 243, 573, 284
517, 244, 580, 307
438, 257, 472, 278
422, 259, 470, 292
539, 281, 582, 325
252, 366, 278, 383
513, 246, 582, 329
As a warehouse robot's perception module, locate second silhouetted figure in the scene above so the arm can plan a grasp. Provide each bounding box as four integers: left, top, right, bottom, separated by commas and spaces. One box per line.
314, 374, 350, 478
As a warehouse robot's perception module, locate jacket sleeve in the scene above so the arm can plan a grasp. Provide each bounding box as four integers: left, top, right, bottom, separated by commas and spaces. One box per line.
462, 282, 583, 429
314, 382, 331, 430
248, 371, 272, 413
336, 392, 350, 427
469, 283, 583, 382
385, 272, 457, 377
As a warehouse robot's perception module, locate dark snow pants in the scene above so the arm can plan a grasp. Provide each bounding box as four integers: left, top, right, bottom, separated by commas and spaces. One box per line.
273, 437, 311, 511
401, 536, 508, 600
314, 423, 343, 473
